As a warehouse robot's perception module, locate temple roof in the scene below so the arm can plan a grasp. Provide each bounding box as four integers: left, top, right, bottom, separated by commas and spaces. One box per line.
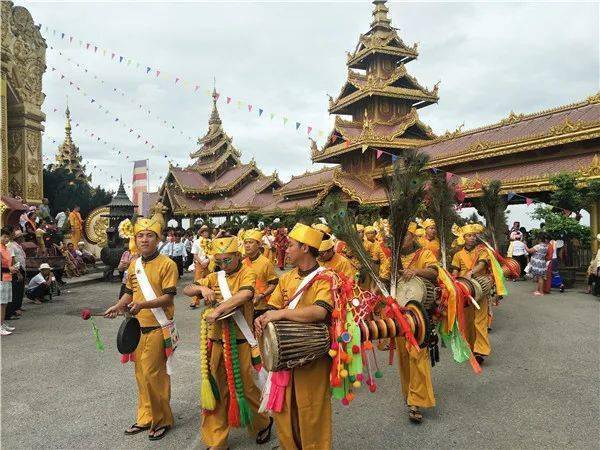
53, 106, 89, 182
347, 1, 419, 69
168, 162, 259, 195
420, 92, 600, 168
108, 177, 136, 208
165, 172, 280, 215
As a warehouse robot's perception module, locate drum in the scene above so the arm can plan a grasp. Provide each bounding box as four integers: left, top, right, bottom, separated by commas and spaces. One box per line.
117, 316, 141, 354
260, 321, 330, 372
502, 257, 521, 279
395, 276, 438, 311
358, 300, 432, 349
457, 275, 493, 303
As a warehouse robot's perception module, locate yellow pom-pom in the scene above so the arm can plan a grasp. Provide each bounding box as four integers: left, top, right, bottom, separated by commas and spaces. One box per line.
201, 378, 216, 411
328, 349, 338, 357
340, 369, 348, 378
353, 381, 361, 388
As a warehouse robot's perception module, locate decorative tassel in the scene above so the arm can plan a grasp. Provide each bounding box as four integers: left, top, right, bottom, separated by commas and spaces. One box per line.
266, 370, 290, 412
258, 372, 272, 413
222, 321, 240, 427
200, 309, 217, 411
229, 321, 253, 428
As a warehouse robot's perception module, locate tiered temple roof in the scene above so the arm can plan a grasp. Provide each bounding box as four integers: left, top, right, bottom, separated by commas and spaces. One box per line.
160, 89, 281, 217
52, 106, 89, 182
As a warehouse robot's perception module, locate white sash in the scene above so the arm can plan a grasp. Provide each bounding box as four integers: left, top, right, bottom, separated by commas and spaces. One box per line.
216, 270, 267, 388
134, 257, 177, 375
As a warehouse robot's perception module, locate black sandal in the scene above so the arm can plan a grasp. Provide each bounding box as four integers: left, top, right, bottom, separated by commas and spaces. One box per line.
124, 423, 150, 435
149, 425, 170, 441
256, 417, 273, 445
408, 406, 423, 424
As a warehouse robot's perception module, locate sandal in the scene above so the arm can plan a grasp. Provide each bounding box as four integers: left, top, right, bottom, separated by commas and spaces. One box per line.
124, 423, 150, 435
474, 353, 485, 364
149, 425, 170, 441
256, 417, 273, 445
408, 406, 422, 424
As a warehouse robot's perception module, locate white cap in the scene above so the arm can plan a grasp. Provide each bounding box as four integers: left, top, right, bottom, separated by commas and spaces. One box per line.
39, 263, 51, 270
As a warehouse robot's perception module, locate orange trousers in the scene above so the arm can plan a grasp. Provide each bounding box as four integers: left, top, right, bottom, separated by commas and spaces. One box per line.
465, 295, 491, 356
396, 337, 435, 408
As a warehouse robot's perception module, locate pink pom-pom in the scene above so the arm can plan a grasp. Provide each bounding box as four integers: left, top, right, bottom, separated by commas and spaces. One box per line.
341, 398, 350, 406
120, 354, 129, 364
331, 342, 339, 351
369, 384, 377, 393
356, 374, 364, 382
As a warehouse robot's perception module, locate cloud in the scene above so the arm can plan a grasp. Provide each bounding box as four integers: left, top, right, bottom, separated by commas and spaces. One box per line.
22, 0, 599, 194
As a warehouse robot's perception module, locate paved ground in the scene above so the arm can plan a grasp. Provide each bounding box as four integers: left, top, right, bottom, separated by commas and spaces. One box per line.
2, 274, 599, 449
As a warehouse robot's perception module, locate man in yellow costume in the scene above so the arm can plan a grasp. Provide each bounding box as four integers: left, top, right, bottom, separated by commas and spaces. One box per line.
396, 223, 438, 424
104, 218, 178, 441
183, 236, 272, 450
363, 226, 380, 263
255, 223, 333, 450
451, 224, 491, 364
190, 225, 214, 308
416, 219, 441, 260
243, 229, 279, 319
68, 205, 84, 245
318, 237, 357, 280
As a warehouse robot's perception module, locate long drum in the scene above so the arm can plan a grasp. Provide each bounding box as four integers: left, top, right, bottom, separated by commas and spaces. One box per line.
502, 257, 521, 279
457, 275, 493, 302
260, 321, 330, 372
395, 276, 438, 311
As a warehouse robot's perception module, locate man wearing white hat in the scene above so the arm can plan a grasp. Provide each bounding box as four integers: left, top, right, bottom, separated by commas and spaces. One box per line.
25, 263, 56, 304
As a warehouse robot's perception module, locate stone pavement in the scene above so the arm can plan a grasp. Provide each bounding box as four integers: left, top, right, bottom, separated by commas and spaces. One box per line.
1, 274, 598, 449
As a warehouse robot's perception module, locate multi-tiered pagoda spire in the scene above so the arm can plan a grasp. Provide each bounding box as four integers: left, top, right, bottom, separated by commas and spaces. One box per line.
312, 0, 438, 171
53, 106, 90, 182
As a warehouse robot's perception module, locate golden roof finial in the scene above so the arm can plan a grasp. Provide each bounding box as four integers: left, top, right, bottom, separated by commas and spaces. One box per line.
371, 0, 392, 30
208, 76, 222, 126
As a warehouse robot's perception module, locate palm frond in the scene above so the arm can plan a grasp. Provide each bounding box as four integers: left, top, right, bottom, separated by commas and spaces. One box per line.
473, 180, 508, 249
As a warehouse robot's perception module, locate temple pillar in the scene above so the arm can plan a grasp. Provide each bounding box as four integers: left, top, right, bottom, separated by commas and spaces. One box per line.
591, 199, 599, 253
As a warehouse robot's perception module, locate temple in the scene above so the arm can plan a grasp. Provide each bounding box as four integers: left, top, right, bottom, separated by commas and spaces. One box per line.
263, 0, 600, 249
158, 88, 281, 220
49, 106, 90, 182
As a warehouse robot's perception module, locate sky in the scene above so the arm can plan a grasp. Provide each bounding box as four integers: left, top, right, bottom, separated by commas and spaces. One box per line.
18, 0, 600, 226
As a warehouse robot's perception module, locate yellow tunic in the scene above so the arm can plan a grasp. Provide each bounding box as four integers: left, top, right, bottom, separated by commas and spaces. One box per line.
363, 239, 379, 262
372, 243, 391, 281
68, 211, 83, 245
320, 252, 357, 280
243, 253, 278, 312
451, 246, 491, 356
268, 267, 334, 450
124, 252, 178, 429
195, 264, 270, 448
396, 248, 438, 409
418, 236, 441, 260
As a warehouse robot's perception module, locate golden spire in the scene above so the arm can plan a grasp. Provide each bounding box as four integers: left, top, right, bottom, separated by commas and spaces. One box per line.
64, 104, 73, 144
370, 0, 392, 30
208, 78, 222, 126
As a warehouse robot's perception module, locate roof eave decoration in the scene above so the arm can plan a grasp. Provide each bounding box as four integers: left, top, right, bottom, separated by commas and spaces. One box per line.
329, 86, 438, 114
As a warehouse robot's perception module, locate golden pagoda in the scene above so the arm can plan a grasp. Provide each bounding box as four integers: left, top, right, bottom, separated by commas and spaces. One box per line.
51, 106, 90, 182
159, 88, 281, 219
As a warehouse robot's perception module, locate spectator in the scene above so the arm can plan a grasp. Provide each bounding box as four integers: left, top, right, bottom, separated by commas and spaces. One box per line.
66, 242, 87, 274
117, 248, 137, 299
7, 230, 26, 320
160, 229, 187, 277
76, 241, 96, 266
586, 234, 600, 296
507, 231, 528, 280
23, 210, 37, 236
526, 232, 550, 296
37, 198, 51, 223
55, 208, 68, 230
1, 227, 17, 335
25, 263, 57, 303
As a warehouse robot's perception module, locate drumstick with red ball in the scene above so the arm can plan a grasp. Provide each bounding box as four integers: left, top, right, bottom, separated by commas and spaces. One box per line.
81, 309, 105, 351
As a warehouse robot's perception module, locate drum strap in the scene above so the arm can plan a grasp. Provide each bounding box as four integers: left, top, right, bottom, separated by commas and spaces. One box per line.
135, 257, 177, 375
286, 266, 326, 310
217, 270, 267, 390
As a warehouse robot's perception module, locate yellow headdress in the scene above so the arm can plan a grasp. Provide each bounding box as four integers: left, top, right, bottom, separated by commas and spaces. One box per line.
289, 223, 323, 249
133, 218, 163, 237
455, 223, 485, 245
312, 223, 332, 235
407, 222, 418, 234
244, 229, 263, 243
318, 238, 335, 252
356, 224, 365, 232
364, 225, 377, 234
421, 219, 436, 229
212, 237, 239, 254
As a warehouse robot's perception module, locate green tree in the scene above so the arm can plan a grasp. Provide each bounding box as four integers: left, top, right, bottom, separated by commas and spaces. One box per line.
548, 173, 584, 213
43, 167, 113, 218
531, 205, 591, 247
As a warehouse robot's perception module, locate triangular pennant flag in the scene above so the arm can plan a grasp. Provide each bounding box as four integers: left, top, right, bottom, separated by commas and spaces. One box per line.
69, 36, 73, 43
175, 77, 179, 83
111, 53, 115, 59
61, 33, 65, 39
258, 108, 264, 116
156, 70, 160, 77
91, 99, 95, 103
376, 149, 383, 159
361, 144, 368, 153
248, 104, 253, 112
94, 46, 97, 53
307, 126, 313, 134
194, 85, 199, 92
507, 192, 516, 201
215, 92, 220, 100
270, 113, 275, 120
525, 197, 533, 206
146, 67, 151, 73
295, 122, 301, 130
119, 56, 123, 63
86, 43, 90, 49
226, 96, 231, 103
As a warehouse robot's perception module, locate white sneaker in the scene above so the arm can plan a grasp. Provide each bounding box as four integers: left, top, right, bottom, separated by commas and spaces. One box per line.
3, 323, 15, 331
0, 327, 12, 336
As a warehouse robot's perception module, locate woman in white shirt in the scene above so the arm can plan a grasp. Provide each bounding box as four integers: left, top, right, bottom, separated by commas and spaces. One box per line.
507, 231, 529, 279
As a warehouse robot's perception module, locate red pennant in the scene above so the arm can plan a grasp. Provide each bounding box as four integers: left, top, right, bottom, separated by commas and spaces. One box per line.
376, 149, 383, 159
525, 197, 533, 206
307, 126, 313, 134
194, 85, 199, 91
227, 97, 232, 104
248, 104, 253, 112
111, 53, 115, 59
156, 70, 160, 77
175, 77, 179, 83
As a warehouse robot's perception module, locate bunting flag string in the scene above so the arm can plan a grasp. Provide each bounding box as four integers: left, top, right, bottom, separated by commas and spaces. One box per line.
42, 24, 327, 139
51, 47, 195, 142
